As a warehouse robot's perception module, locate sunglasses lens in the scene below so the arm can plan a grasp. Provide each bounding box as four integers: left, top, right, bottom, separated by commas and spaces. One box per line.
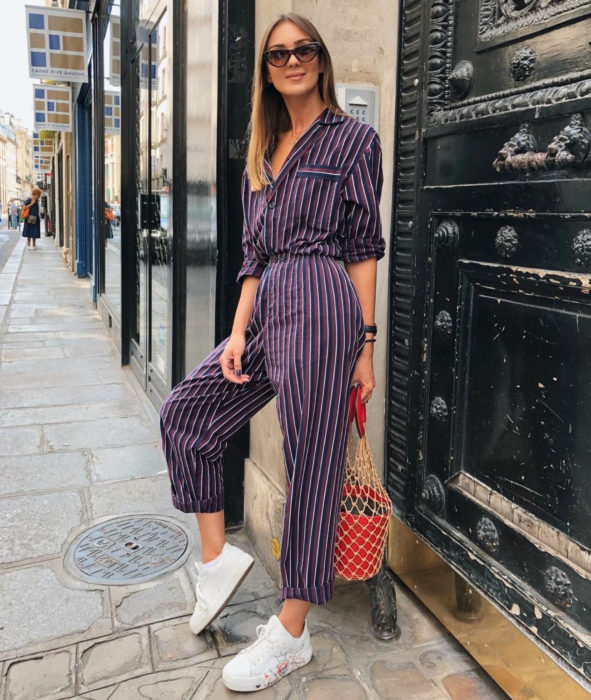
267, 50, 289, 67
295, 44, 319, 61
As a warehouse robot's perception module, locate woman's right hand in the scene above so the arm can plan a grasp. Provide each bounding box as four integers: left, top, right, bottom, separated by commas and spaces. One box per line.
220, 333, 250, 384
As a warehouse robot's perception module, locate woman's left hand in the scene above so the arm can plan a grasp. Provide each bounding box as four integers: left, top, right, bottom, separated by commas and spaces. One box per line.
352, 347, 375, 403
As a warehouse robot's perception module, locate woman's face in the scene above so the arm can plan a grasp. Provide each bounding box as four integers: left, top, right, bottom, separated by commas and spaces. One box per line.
265, 21, 323, 101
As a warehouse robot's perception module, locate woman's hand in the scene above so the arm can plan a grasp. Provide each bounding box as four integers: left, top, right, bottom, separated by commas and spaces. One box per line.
220, 333, 250, 384
352, 345, 375, 403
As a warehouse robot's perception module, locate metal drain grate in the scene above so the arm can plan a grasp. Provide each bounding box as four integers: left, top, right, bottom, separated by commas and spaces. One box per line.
66, 516, 190, 584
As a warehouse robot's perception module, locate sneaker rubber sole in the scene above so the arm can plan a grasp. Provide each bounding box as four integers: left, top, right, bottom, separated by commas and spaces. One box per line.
222, 648, 313, 692
189, 557, 254, 635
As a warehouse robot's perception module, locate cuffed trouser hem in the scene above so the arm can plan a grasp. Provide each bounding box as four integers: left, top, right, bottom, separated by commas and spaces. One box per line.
171, 494, 224, 513
281, 580, 334, 606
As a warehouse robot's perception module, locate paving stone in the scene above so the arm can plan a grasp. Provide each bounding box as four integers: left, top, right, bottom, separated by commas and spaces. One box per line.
369, 659, 443, 699
190, 659, 292, 699
85, 475, 194, 521
150, 617, 218, 670
0, 426, 42, 456
0, 400, 141, 429
3, 650, 74, 700
62, 340, 118, 359
90, 443, 167, 482
1, 331, 108, 346
0, 567, 105, 654
210, 598, 275, 658
112, 572, 195, 628
0, 452, 91, 495
0, 491, 84, 564
0, 383, 133, 408
1, 345, 67, 361
72, 688, 114, 700
78, 668, 207, 699
310, 580, 375, 639
8, 322, 103, 333
300, 676, 369, 699
0, 369, 117, 392
301, 632, 349, 676
442, 668, 508, 699
45, 415, 156, 451
78, 630, 151, 691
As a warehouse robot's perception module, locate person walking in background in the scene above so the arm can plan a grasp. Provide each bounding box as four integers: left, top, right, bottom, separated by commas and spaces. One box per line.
104, 201, 114, 246
160, 12, 384, 693
22, 187, 42, 248
9, 200, 19, 230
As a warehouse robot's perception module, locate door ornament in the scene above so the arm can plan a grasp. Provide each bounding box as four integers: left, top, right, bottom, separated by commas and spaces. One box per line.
427, 0, 457, 114
479, 0, 590, 42
430, 396, 449, 422
365, 563, 401, 640
434, 310, 453, 337
499, 0, 538, 18
572, 229, 591, 267
421, 474, 446, 513
510, 46, 536, 82
495, 225, 520, 258
493, 114, 591, 172
475, 516, 500, 553
544, 566, 576, 608
434, 219, 459, 248
449, 60, 473, 99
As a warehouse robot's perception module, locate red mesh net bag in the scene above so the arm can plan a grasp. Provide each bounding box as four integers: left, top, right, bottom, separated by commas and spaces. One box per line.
334, 386, 392, 581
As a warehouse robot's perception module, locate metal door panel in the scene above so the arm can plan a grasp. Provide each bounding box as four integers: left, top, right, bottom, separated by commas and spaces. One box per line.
389, 0, 591, 683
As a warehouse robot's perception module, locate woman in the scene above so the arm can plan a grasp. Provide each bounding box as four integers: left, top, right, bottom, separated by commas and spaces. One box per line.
22, 187, 42, 248
160, 13, 384, 692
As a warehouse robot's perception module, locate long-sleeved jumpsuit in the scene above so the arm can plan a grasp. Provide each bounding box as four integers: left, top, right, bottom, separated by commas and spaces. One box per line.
160, 108, 385, 605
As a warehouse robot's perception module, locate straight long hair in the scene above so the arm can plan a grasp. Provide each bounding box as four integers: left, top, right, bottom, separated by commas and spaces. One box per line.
246, 14, 343, 191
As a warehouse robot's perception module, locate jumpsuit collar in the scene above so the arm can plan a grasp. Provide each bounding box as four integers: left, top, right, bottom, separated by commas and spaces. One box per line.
264, 107, 347, 190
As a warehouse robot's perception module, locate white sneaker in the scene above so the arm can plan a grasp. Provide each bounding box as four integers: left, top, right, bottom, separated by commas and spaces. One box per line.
222, 615, 313, 692
189, 542, 254, 635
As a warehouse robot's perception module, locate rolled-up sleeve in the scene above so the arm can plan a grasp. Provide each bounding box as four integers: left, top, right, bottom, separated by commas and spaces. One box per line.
340, 133, 385, 263
237, 169, 268, 283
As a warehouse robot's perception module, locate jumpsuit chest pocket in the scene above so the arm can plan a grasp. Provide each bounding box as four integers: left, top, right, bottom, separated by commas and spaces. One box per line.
293, 163, 342, 230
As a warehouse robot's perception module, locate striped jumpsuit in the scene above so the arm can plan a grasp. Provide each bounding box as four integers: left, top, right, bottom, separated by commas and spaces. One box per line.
160, 108, 385, 605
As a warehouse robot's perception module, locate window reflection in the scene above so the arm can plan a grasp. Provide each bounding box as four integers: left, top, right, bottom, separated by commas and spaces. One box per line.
103, 2, 121, 314
149, 11, 170, 380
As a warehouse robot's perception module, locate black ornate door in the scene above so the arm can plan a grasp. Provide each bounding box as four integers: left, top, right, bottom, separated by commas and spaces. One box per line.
389, 0, 591, 683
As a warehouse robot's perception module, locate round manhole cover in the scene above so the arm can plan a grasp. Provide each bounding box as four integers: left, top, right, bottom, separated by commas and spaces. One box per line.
66, 516, 191, 585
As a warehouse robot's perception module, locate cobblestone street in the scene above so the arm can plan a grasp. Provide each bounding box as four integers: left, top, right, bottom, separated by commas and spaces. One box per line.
0, 234, 507, 699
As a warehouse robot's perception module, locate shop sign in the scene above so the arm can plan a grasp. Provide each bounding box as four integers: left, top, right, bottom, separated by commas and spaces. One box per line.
33, 85, 72, 132
105, 92, 121, 135
26, 5, 88, 82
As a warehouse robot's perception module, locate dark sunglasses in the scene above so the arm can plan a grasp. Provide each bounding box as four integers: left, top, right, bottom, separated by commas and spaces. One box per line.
264, 42, 322, 68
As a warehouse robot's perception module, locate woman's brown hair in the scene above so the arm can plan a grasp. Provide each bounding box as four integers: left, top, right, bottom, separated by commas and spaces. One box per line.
246, 14, 343, 191
31, 187, 42, 197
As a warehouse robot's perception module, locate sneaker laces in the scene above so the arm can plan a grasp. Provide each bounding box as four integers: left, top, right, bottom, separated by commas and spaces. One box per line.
241, 622, 276, 664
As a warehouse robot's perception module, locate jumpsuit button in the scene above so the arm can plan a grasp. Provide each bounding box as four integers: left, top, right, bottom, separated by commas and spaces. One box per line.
267, 199, 276, 209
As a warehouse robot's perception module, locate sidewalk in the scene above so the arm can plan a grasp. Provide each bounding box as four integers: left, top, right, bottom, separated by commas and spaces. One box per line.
0, 236, 507, 699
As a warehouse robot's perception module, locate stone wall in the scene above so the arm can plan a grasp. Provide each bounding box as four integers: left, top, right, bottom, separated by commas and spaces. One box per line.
245, 1, 399, 583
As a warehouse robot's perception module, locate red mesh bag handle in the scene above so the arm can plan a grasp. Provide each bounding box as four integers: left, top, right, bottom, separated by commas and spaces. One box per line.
349, 386, 366, 437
